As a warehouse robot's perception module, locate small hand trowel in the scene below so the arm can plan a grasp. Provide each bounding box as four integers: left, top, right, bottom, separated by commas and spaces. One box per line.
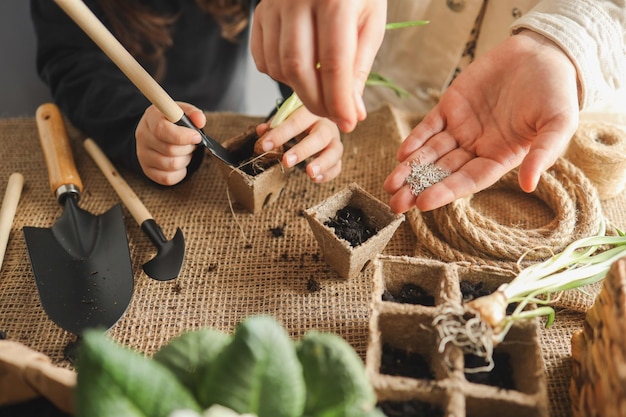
23, 103, 134, 335
84, 138, 185, 281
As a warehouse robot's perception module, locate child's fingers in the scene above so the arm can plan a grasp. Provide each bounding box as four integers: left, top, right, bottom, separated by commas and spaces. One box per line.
309, 160, 342, 183
282, 120, 340, 169
256, 106, 317, 152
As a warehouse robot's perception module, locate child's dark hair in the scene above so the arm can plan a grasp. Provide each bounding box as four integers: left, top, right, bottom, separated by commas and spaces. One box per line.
99, 0, 250, 80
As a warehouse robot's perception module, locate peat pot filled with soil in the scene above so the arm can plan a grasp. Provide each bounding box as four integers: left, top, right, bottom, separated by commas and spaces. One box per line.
366, 256, 550, 417
215, 126, 290, 214
304, 183, 405, 279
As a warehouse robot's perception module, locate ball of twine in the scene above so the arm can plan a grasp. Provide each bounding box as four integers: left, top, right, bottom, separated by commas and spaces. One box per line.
564, 121, 626, 200
408, 157, 603, 270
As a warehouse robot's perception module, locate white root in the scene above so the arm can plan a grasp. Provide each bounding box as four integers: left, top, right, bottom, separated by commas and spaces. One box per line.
465, 290, 508, 332
433, 291, 509, 373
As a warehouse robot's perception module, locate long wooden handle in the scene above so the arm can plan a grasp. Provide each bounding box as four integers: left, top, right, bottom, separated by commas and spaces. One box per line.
84, 138, 152, 226
35, 103, 83, 199
53, 0, 184, 123
0, 173, 24, 271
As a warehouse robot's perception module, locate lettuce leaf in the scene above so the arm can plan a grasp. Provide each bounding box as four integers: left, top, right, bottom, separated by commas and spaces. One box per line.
197, 316, 306, 417
154, 329, 231, 398
75, 329, 201, 417
296, 332, 383, 417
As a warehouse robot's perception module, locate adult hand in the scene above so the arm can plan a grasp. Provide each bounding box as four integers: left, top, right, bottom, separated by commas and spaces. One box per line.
384, 30, 580, 213
251, 0, 387, 133
135, 102, 204, 185
255, 107, 343, 183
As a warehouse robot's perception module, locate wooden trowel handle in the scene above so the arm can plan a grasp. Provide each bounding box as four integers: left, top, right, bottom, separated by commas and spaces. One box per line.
53, 0, 183, 123
84, 139, 152, 226
35, 103, 83, 199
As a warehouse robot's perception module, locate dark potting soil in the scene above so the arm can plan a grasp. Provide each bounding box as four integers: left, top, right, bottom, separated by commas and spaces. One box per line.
461, 280, 518, 315
460, 280, 492, 302
229, 130, 280, 176
269, 224, 285, 237
378, 399, 445, 417
324, 205, 377, 247
464, 351, 516, 390
380, 343, 434, 380
382, 283, 435, 306
306, 277, 321, 292
63, 338, 81, 366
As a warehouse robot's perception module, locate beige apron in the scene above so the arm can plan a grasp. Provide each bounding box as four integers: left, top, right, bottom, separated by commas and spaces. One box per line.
365, 0, 540, 114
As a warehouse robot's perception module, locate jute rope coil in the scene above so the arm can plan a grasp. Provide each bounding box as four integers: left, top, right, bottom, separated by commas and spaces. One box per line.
565, 121, 626, 200
408, 157, 603, 269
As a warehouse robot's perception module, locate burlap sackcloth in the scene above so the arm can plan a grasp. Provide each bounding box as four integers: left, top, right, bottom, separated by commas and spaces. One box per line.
0, 105, 625, 417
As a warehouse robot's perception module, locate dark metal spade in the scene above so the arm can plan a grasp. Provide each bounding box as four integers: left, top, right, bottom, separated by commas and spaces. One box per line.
54, 0, 239, 167
84, 139, 185, 281
23, 103, 134, 335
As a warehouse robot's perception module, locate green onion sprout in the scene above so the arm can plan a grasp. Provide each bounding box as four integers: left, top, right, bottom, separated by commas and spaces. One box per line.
435, 218, 626, 372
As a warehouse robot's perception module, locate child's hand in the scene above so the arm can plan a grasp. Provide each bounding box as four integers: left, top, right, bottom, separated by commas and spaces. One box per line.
135, 102, 204, 185
255, 106, 343, 183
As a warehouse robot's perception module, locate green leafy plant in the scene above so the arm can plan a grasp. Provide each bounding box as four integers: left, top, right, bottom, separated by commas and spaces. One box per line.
434, 219, 626, 371
74, 315, 384, 417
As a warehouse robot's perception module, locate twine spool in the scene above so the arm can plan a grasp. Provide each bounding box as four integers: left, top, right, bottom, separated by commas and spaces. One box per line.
565, 121, 626, 200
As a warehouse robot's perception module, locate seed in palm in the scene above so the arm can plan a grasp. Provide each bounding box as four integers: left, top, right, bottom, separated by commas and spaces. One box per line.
405, 159, 450, 196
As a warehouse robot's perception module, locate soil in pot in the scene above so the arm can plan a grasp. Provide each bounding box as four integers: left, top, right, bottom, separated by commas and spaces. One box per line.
324, 205, 377, 247
380, 343, 434, 380
382, 283, 435, 306
464, 351, 515, 389
378, 400, 445, 417
460, 280, 518, 314
460, 280, 492, 302
229, 129, 281, 176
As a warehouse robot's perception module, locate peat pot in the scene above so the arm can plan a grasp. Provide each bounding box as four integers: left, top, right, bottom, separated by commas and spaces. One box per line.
216, 127, 291, 214
304, 183, 404, 279
366, 255, 549, 417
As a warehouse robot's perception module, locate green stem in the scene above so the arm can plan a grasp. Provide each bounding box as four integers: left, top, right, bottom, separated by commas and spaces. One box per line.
269, 93, 303, 129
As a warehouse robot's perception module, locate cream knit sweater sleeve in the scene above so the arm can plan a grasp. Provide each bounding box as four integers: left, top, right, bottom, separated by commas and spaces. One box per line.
511, 0, 626, 111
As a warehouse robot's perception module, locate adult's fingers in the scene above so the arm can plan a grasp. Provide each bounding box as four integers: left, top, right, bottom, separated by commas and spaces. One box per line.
517, 128, 574, 193
316, 2, 359, 132
397, 108, 446, 161
386, 156, 511, 213
414, 158, 509, 211
352, 1, 387, 122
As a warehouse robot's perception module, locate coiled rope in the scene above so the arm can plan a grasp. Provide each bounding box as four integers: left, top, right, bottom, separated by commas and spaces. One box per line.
408, 157, 603, 270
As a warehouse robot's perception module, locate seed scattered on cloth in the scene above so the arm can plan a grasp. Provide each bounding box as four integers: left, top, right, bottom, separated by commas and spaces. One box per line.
405, 159, 451, 196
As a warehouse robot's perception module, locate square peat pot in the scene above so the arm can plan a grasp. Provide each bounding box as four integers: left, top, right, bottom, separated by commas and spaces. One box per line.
367, 255, 549, 417
215, 127, 291, 214
304, 183, 405, 279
